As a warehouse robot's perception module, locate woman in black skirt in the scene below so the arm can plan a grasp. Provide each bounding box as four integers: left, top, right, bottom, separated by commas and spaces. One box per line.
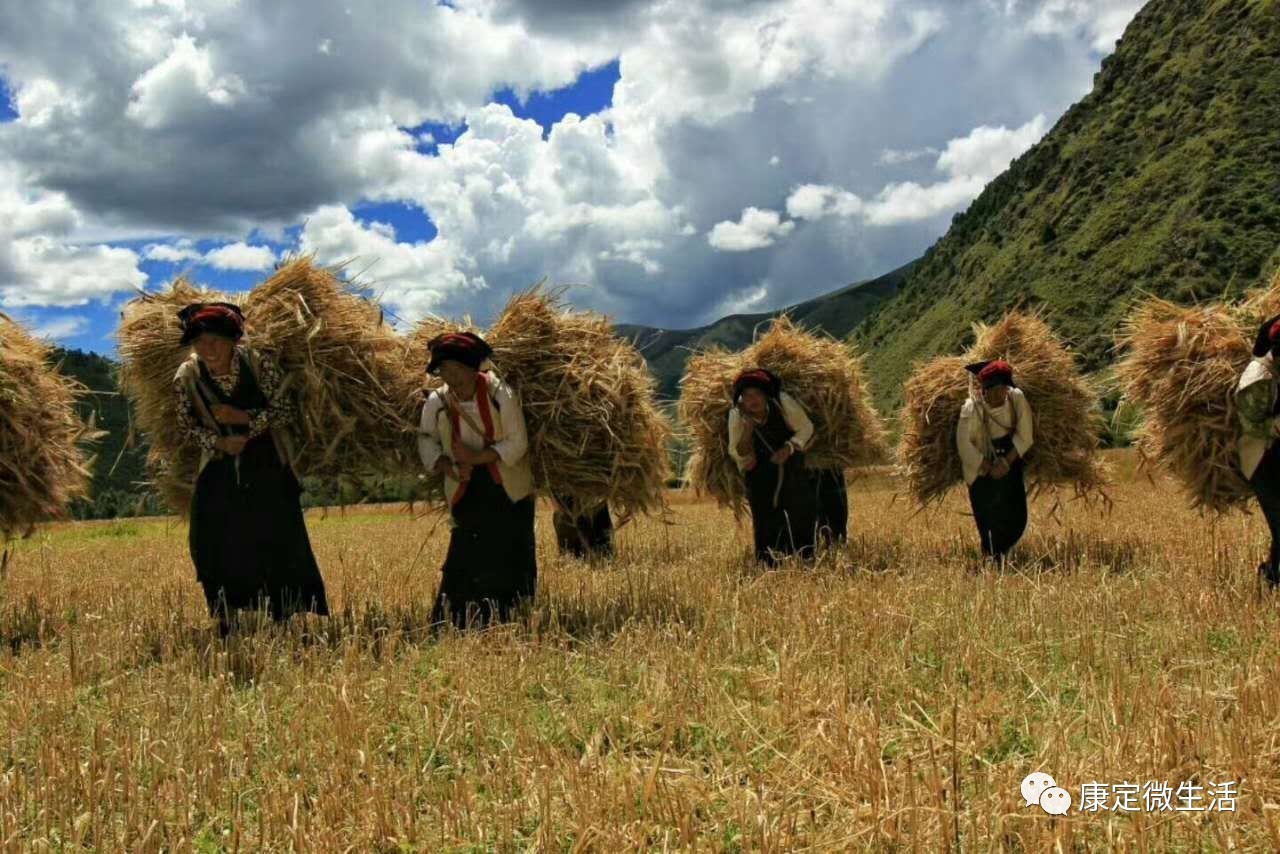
173, 302, 328, 633
812, 467, 849, 546
727, 369, 818, 565
1236, 315, 1280, 587
418, 332, 537, 628
955, 359, 1034, 562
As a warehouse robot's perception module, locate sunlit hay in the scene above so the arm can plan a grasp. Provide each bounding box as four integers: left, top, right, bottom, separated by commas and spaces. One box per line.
405, 288, 674, 521
243, 257, 422, 490
0, 314, 100, 539
677, 316, 888, 515
117, 277, 231, 513
119, 259, 421, 514
1115, 298, 1254, 512
0, 460, 1277, 849
899, 311, 1109, 508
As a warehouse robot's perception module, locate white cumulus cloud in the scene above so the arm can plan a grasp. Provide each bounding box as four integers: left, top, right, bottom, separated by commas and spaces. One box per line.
202, 242, 276, 271
864, 113, 1049, 225
31, 314, 89, 341
708, 207, 795, 252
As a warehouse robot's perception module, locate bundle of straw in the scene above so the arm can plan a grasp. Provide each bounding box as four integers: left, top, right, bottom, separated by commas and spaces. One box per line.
677, 316, 889, 514
117, 277, 223, 513
406, 288, 673, 519
1114, 267, 1280, 512
118, 259, 422, 514
0, 313, 99, 537
898, 311, 1108, 507
242, 259, 422, 485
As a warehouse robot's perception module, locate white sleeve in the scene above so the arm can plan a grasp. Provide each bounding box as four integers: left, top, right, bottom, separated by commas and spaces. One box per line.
779, 393, 814, 451
956, 403, 985, 477
418, 392, 444, 472
490, 382, 529, 465
1012, 391, 1034, 457
727, 408, 754, 472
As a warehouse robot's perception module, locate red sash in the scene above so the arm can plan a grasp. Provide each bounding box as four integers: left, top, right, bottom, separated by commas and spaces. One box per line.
447, 372, 503, 505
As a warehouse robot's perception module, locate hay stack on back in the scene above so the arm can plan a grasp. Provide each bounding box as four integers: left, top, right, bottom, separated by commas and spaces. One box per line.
242, 259, 422, 486
118, 277, 224, 512
678, 316, 888, 514
898, 312, 1107, 507
0, 314, 99, 537
118, 258, 420, 514
1115, 269, 1280, 512
407, 288, 673, 520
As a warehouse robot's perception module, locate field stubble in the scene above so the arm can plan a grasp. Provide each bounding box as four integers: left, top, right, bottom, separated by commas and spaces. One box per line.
0, 451, 1276, 851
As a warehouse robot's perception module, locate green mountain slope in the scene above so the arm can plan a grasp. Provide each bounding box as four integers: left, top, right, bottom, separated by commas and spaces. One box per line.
54, 349, 156, 517
856, 0, 1280, 410
619, 261, 915, 397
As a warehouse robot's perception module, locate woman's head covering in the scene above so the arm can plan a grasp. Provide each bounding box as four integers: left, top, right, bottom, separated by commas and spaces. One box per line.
1252, 314, 1280, 358
966, 359, 1015, 390
178, 302, 245, 346
426, 331, 494, 374
732, 368, 782, 403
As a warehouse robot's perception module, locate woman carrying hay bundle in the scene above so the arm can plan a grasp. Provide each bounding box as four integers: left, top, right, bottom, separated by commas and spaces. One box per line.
956, 359, 1034, 562
1237, 317, 1280, 587
173, 303, 329, 632
728, 368, 818, 565
418, 332, 537, 628
552, 498, 614, 560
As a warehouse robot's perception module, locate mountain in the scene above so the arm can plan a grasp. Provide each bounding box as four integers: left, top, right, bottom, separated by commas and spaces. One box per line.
55, 348, 155, 517
854, 0, 1280, 409
618, 261, 916, 398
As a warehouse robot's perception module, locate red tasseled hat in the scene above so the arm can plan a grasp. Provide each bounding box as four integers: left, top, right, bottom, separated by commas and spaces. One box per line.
966, 359, 1015, 389
178, 302, 245, 346
426, 331, 494, 374
732, 368, 782, 402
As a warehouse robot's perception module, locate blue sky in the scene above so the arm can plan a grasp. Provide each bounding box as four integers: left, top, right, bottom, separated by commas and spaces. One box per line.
0, 1, 1144, 357
4, 58, 625, 355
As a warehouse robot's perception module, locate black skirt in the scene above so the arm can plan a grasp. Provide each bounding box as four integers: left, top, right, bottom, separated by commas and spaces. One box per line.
433, 466, 537, 629
553, 503, 614, 559
966, 436, 1027, 560
189, 435, 329, 622
1249, 443, 1280, 582
812, 467, 849, 544
745, 454, 817, 565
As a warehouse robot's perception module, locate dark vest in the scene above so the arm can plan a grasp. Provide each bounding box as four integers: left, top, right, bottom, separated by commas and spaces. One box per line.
750, 399, 796, 461
194, 353, 270, 437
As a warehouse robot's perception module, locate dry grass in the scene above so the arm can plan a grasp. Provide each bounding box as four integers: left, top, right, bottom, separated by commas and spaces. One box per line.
0, 313, 99, 539
406, 289, 674, 520
117, 259, 421, 514
1114, 299, 1253, 512
1115, 269, 1280, 513
0, 452, 1272, 849
899, 312, 1109, 508
679, 316, 888, 514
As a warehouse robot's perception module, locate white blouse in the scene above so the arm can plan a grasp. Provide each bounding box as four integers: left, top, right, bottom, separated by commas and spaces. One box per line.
727, 392, 815, 473
955, 388, 1034, 486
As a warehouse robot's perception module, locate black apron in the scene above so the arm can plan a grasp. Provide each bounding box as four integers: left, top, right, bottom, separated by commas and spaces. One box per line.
188, 354, 329, 627
812, 467, 849, 545
1249, 387, 1280, 584
552, 499, 614, 560
432, 465, 537, 629
966, 433, 1028, 561
742, 401, 817, 565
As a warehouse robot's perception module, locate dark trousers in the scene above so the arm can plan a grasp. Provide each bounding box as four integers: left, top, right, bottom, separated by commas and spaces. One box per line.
967, 459, 1027, 561
1250, 445, 1280, 584
813, 468, 849, 545
553, 504, 614, 559
432, 467, 537, 629
189, 436, 329, 633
